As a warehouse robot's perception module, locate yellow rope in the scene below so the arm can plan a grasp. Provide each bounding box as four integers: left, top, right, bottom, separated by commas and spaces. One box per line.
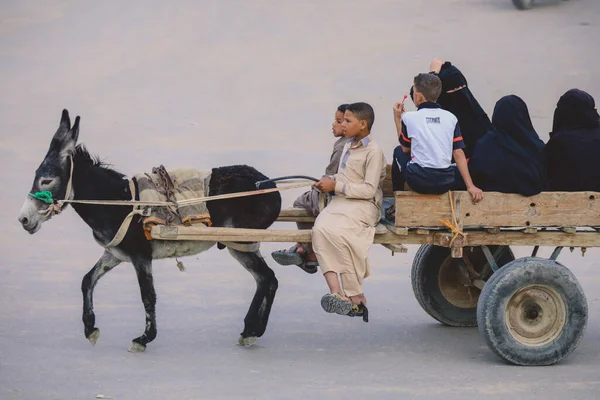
439, 191, 465, 247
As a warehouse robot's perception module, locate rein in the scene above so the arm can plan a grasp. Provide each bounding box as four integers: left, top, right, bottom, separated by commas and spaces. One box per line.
29, 157, 316, 213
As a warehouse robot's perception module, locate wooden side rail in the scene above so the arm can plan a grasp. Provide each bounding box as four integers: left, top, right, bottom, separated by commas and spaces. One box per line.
150, 224, 600, 248
394, 191, 600, 229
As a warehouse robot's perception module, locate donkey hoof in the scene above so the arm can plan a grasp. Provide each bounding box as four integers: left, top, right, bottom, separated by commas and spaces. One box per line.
128, 342, 146, 353
237, 335, 258, 347
87, 328, 100, 345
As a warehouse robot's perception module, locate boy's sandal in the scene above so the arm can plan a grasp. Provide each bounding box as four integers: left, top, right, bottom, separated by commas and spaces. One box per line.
298, 260, 319, 274
271, 245, 305, 266
347, 303, 369, 323
320, 293, 354, 316
321, 294, 370, 323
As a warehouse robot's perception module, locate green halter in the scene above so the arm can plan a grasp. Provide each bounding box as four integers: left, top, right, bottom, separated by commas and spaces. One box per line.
29, 190, 54, 204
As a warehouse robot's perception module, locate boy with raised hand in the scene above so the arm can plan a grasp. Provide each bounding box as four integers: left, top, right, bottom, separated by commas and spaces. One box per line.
392, 73, 483, 202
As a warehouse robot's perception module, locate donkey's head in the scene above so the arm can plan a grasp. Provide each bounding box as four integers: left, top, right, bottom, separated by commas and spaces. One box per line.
19, 109, 80, 234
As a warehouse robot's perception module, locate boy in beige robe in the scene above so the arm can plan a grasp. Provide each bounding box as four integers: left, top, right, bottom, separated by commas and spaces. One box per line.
312, 102, 386, 321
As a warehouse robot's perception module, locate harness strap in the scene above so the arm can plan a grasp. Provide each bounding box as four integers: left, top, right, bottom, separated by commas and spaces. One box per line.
33, 159, 314, 249
104, 179, 144, 248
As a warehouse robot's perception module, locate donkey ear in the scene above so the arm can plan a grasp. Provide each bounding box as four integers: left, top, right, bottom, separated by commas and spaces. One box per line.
50, 109, 77, 157
52, 109, 71, 142
59, 109, 71, 132
70, 116, 80, 143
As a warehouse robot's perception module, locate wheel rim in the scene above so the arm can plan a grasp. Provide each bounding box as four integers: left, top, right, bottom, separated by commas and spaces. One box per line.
438, 254, 480, 308
505, 285, 567, 347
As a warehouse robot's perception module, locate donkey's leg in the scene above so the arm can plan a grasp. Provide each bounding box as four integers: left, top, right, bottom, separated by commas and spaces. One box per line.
228, 247, 279, 346
81, 251, 122, 345
129, 258, 157, 353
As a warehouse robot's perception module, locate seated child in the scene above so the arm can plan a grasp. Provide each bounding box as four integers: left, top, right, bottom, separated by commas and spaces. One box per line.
311, 102, 387, 321
391, 73, 483, 204
271, 104, 349, 273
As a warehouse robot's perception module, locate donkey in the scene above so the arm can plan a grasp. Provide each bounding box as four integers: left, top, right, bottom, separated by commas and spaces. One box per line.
18, 109, 282, 352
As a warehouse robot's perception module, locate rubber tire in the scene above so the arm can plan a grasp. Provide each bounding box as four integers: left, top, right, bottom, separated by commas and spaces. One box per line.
411, 244, 515, 327
512, 0, 533, 9
477, 257, 588, 366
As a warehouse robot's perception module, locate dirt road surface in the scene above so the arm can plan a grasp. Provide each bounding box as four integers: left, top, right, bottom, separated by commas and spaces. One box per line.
1, 1, 599, 399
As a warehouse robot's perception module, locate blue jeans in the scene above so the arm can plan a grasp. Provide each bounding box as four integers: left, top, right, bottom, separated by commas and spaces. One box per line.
392, 146, 458, 194
392, 146, 411, 191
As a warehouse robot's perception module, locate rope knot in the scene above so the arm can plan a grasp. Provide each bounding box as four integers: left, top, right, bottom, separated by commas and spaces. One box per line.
439, 191, 464, 247
38, 203, 63, 217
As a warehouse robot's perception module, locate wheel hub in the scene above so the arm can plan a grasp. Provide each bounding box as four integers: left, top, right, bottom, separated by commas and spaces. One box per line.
438, 255, 480, 308
505, 285, 566, 347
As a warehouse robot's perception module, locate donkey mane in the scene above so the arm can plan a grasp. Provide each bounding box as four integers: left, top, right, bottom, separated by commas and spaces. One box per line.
73, 144, 125, 178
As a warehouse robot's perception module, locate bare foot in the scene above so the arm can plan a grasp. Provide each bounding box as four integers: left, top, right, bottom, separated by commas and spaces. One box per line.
304, 252, 318, 262
284, 243, 304, 254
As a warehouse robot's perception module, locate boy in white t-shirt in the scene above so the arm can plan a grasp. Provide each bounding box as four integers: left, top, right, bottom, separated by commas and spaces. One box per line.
392, 73, 483, 202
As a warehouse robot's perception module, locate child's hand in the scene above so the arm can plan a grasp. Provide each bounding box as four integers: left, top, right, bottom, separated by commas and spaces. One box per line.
393, 102, 405, 120
430, 58, 443, 74
313, 178, 336, 193
467, 185, 484, 203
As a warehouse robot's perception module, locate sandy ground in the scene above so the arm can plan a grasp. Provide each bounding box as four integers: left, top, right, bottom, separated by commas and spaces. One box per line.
1, 1, 600, 399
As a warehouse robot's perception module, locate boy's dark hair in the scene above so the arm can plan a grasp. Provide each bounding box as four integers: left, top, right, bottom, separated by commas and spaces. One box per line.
337, 103, 350, 113
346, 102, 375, 131
414, 73, 442, 102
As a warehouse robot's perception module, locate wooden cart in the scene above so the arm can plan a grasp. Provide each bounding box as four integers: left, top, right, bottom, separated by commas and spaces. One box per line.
150, 169, 596, 366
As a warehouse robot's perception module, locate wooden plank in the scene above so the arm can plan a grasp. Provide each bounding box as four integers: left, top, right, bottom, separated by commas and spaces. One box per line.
385, 225, 408, 236
461, 231, 600, 247
451, 246, 463, 258
276, 216, 315, 223
394, 191, 600, 228
150, 225, 403, 244
277, 208, 314, 223
381, 243, 408, 253
150, 225, 600, 248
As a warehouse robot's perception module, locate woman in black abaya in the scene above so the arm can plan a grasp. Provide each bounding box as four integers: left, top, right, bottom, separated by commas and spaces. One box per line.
467, 95, 549, 196
429, 59, 493, 159
545, 89, 600, 191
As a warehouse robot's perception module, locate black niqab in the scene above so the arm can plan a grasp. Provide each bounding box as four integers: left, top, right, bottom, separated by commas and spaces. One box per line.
436, 62, 493, 158
545, 89, 600, 191
468, 95, 548, 196
550, 88, 600, 137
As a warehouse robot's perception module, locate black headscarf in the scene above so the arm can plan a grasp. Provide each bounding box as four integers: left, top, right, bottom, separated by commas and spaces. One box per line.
467, 95, 548, 196
545, 89, 600, 191
550, 88, 600, 137
436, 62, 493, 158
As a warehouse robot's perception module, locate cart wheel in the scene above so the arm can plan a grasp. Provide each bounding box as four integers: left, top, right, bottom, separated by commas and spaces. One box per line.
411, 244, 514, 327
512, 0, 534, 9
477, 257, 588, 366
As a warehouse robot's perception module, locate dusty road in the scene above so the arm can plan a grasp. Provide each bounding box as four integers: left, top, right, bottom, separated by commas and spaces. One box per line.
1, 1, 600, 399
